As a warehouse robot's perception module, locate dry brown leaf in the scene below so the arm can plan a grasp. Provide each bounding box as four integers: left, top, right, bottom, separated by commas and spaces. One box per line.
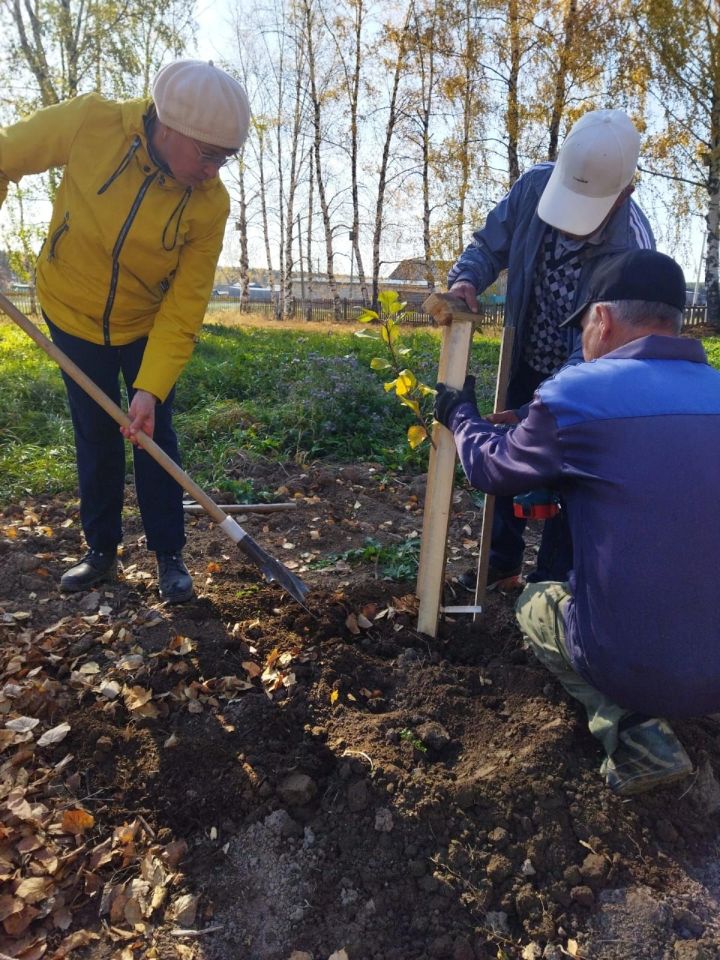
168, 635, 195, 656
265, 647, 281, 669
51, 906, 72, 931
241, 661, 262, 678
109, 890, 128, 924
0, 730, 18, 752
4, 903, 41, 935
61, 809, 95, 836
88, 837, 113, 871
5, 717, 40, 734
114, 822, 139, 845
357, 614, 373, 630
167, 892, 199, 926
11, 931, 47, 960
49, 929, 100, 958
123, 896, 143, 927
162, 839, 188, 868
206, 561, 221, 573
345, 613, 360, 635
122, 686, 159, 719
0, 895, 23, 921
37, 723, 71, 747
13, 876, 49, 904
97, 680, 121, 700
15, 836, 42, 855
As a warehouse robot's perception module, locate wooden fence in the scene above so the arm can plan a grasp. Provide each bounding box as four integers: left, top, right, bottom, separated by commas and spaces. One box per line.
2, 290, 715, 330
207, 295, 506, 327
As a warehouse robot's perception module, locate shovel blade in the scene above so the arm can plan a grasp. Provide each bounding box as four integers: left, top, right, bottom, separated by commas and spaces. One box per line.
238, 533, 310, 604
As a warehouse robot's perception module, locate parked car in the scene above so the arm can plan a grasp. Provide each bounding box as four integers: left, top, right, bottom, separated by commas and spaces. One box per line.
212, 283, 275, 303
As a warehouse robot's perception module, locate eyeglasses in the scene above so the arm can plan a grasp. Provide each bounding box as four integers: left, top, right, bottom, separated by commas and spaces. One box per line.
189, 137, 237, 168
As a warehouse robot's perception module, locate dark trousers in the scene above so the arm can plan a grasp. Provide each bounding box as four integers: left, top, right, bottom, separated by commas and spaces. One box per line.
46, 317, 185, 554
490, 360, 573, 581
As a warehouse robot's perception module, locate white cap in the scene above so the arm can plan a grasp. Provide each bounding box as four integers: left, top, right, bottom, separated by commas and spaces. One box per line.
537, 109, 640, 236
152, 59, 251, 151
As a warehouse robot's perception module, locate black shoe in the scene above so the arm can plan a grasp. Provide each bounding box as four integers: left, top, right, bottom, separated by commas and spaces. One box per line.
157, 552, 194, 604
60, 549, 117, 592
456, 564, 523, 593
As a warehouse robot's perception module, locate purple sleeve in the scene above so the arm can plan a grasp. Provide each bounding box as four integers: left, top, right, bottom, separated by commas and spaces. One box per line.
448, 398, 564, 495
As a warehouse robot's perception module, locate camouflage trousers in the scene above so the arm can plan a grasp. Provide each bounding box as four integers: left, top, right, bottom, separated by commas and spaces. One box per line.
515, 581, 631, 757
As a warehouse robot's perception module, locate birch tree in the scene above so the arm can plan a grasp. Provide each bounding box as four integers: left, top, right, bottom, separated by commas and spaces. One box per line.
370, 3, 414, 307
302, 0, 342, 314
634, 0, 720, 326
322, 0, 370, 302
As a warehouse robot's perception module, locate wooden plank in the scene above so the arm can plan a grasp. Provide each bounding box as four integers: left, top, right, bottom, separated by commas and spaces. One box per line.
416, 317, 475, 636
474, 325, 515, 610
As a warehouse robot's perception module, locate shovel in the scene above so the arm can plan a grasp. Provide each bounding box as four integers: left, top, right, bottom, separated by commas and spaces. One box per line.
0, 292, 310, 605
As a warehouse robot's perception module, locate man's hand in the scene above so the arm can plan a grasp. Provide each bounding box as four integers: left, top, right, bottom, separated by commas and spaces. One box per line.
487, 409, 520, 426
122, 390, 158, 444
448, 280, 479, 313
434, 374, 478, 428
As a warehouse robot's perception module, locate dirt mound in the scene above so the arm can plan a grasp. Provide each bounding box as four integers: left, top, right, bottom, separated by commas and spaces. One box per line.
2, 465, 720, 960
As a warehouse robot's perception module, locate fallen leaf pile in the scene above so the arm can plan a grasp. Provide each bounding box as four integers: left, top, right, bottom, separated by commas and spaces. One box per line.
0, 597, 226, 958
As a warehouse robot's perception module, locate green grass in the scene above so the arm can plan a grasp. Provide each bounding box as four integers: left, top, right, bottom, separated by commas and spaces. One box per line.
312, 536, 421, 579
0, 319, 501, 500
4, 319, 717, 503
702, 336, 720, 368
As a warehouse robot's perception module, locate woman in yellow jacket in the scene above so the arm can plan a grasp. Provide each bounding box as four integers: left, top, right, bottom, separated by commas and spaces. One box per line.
0, 60, 250, 602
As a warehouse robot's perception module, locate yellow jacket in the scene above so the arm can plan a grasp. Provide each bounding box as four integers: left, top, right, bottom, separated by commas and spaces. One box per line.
0, 94, 229, 400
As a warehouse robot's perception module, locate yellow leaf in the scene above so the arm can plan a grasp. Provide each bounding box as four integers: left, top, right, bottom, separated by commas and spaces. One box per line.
62, 808, 95, 835
370, 357, 391, 371
358, 309, 379, 322
383, 379, 397, 392
330, 689, 339, 704
407, 424, 428, 448
418, 383, 436, 396
397, 369, 417, 393
399, 396, 420, 416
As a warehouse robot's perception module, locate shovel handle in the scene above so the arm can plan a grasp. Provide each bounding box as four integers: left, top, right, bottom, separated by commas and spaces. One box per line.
0, 291, 227, 525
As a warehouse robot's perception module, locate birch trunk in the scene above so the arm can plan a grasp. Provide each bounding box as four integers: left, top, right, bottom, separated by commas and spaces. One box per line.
304, 0, 341, 316
237, 146, 250, 312
372, 4, 413, 308
506, 0, 521, 185
547, 0, 578, 161
706, 90, 720, 327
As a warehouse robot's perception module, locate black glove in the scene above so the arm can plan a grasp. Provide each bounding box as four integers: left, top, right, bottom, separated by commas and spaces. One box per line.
434, 374, 478, 428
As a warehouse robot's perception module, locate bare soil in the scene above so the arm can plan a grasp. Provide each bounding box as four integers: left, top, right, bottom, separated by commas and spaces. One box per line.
2, 458, 720, 960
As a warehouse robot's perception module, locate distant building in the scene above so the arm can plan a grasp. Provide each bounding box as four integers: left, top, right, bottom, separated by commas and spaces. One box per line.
386, 257, 506, 303
386, 258, 453, 283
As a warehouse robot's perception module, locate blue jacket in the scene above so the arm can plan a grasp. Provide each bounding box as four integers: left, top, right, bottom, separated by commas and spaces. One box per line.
448, 335, 720, 718
447, 164, 655, 372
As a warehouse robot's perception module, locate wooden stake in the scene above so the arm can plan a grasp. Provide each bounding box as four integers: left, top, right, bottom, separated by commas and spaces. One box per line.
416, 314, 474, 637
474, 325, 515, 612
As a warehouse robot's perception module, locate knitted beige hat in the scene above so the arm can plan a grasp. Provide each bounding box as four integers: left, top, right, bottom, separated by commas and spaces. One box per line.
152, 59, 251, 150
